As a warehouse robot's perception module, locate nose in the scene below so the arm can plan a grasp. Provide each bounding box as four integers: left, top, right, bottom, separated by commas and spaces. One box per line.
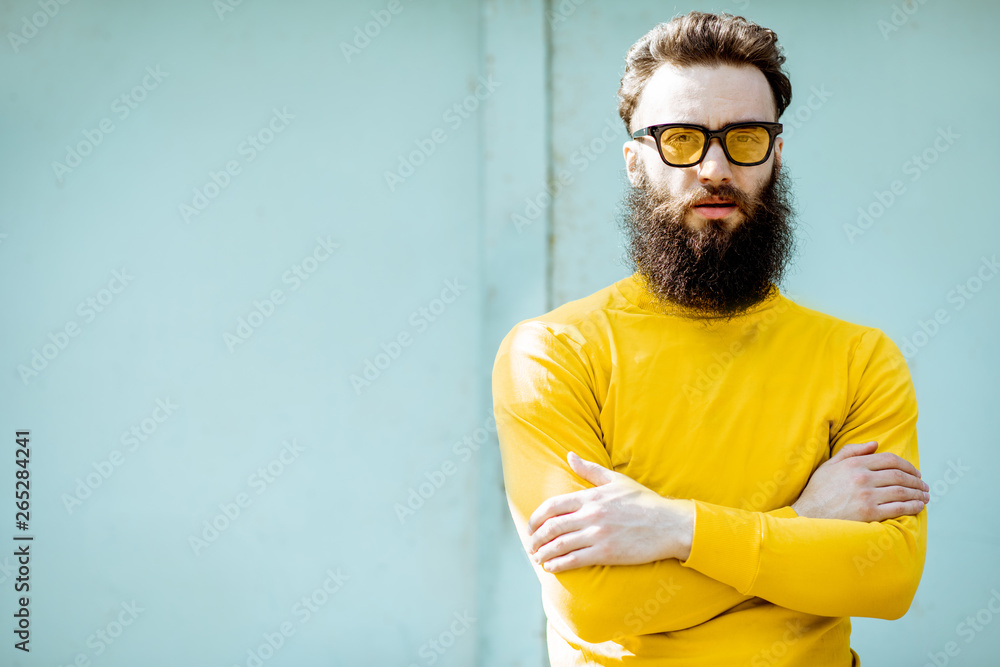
696, 137, 733, 185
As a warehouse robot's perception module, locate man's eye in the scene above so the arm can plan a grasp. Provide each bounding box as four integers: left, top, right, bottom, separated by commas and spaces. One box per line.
667, 133, 696, 143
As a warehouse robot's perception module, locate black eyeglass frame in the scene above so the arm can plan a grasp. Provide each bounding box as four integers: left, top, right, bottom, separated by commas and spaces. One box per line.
631, 121, 783, 167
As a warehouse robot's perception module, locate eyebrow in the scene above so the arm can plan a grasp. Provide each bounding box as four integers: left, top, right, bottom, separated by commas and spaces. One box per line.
667, 117, 769, 127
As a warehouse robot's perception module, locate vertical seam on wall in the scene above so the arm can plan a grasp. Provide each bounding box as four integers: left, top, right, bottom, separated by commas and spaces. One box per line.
475, 4, 488, 666
544, 0, 555, 313
540, 4, 556, 655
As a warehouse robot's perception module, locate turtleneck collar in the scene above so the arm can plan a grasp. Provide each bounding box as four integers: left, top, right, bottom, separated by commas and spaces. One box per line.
615, 272, 783, 321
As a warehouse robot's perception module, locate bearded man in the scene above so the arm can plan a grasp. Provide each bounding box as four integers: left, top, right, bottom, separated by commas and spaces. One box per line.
492, 11, 928, 666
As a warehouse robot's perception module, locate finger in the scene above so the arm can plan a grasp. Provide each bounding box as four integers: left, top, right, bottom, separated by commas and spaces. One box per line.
533, 529, 593, 567
540, 545, 604, 574
568, 451, 616, 486
529, 492, 586, 534
528, 513, 584, 554
866, 452, 922, 479
831, 441, 878, 461
873, 483, 930, 506
870, 469, 930, 492
870, 500, 926, 521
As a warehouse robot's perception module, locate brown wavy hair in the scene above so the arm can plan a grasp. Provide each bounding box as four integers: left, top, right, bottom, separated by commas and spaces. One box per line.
618, 12, 792, 133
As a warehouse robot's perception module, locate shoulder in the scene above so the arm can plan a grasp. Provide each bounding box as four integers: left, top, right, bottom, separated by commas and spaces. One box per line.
779, 295, 909, 375
496, 278, 629, 355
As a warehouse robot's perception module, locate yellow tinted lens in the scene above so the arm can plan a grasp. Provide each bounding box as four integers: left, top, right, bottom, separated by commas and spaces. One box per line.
725, 125, 770, 163
659, 127, 705, 165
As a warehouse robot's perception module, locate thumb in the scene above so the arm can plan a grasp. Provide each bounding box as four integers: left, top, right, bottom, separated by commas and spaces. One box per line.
831, 440, 878, 461
567, 451, 616, 486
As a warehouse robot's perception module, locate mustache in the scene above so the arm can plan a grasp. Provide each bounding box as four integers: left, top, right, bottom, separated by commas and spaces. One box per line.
647, 180, 756, 222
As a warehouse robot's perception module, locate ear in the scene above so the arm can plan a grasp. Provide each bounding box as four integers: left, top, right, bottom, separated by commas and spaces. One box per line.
624, 141, 641, 187
773, 135, 783, 171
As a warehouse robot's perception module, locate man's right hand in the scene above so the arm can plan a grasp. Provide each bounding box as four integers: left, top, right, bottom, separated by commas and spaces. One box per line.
791, 441, 930, 522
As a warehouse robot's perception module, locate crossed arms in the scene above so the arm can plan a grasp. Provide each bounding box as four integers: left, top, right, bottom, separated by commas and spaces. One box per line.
492, 322, 927, 644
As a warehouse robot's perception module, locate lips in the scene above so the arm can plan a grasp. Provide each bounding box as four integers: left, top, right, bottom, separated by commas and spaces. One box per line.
693, 197, 736, 208
691, 197, 738, 220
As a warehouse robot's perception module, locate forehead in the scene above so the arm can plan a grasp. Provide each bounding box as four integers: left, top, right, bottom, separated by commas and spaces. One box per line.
631, 62, 777, 130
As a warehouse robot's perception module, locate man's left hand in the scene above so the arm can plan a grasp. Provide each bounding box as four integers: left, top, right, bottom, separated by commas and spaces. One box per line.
527, 452, 694, 574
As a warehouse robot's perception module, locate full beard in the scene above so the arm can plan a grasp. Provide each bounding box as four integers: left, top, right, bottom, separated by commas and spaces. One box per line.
618, 162, 797, 320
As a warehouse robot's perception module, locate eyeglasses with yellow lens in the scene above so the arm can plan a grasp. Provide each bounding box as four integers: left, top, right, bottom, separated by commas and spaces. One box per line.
631, 121, 783, 167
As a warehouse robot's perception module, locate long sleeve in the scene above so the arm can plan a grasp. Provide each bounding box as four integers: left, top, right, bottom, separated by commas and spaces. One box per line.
678, 328, 927, 620
492, 320, 794, 643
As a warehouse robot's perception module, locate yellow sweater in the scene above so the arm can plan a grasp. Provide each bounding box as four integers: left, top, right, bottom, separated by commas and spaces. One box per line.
491, 272, 926, 666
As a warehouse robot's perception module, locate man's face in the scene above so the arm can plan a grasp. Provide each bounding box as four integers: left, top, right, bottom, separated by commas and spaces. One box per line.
624, 62, 783, 231
619, 62, 795, 317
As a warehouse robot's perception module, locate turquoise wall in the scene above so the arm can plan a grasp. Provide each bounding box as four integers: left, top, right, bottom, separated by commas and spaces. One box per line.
1, 1, 997, 665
